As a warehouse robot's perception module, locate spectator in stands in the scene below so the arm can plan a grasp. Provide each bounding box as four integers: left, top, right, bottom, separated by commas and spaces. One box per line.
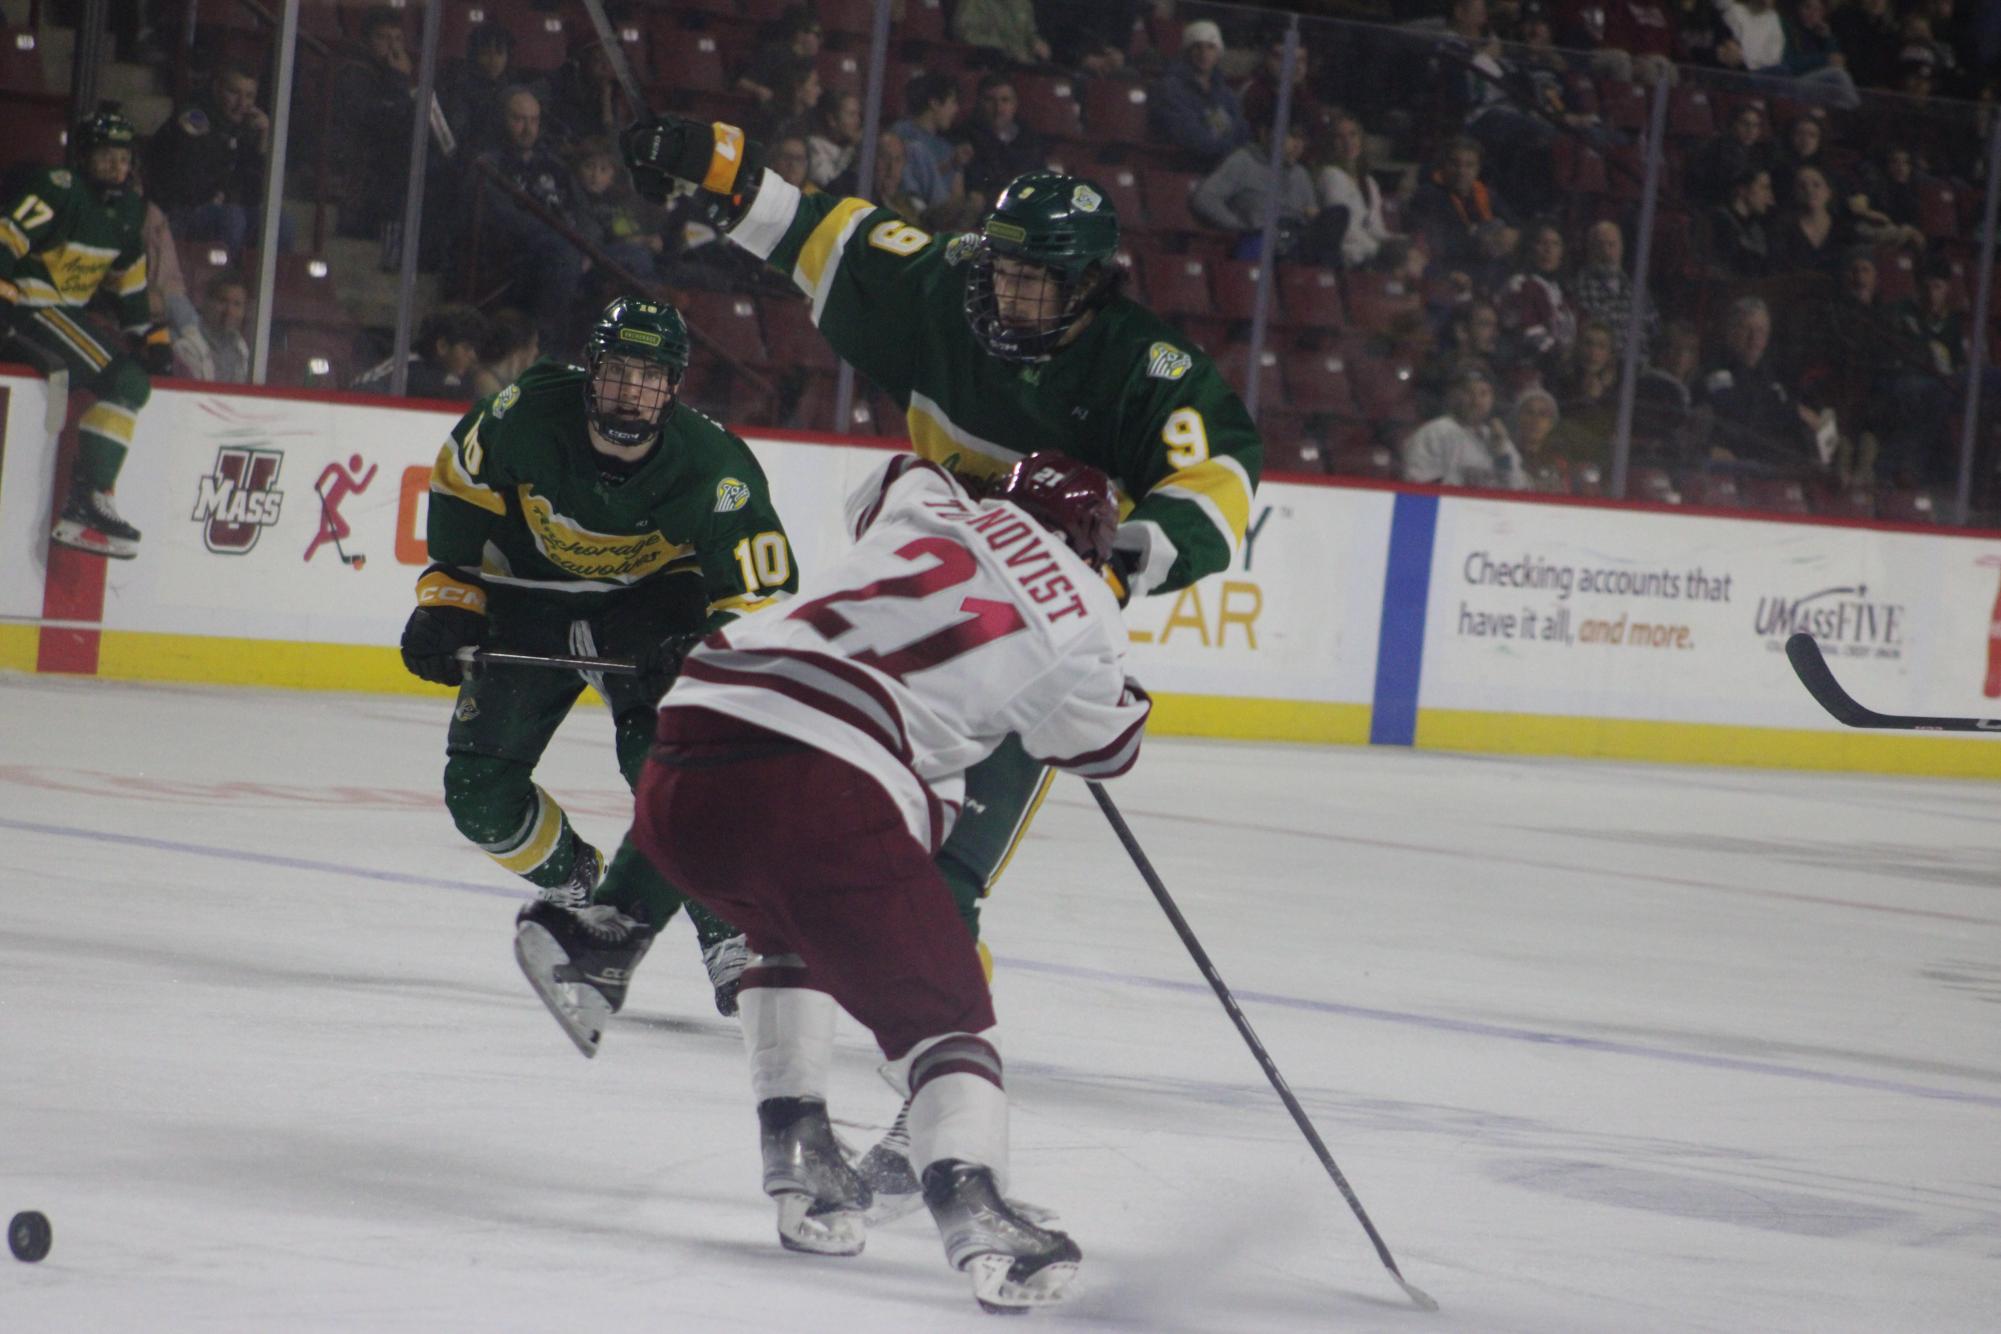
736, 6, 822, 108
1438, 0, 1580, 216
1565, 0, 1679, 86
438, 20, 519, 160
808, 91, 863, 194
1771, 164, 1854, 276
1499, 221, 1577, 369
332, 6, 417, 240
959, 73, 1048, 205
1034, 0, 1140, 78
469, 307, 539, 399
1692, 101, 1774, 206
1830, 0, 1902, 91
1803, 247, 1903, 472
473, 87, 585, 348
173, 272, 251, 384
1706, 167, 1776, 278
1889, 254, 1969, 483
571, 136, 666, 282
1509, 385, 1581, 489
1670, 0, 1733, 67
1407, 137, 1515, 273
1771, 109, 1831, 202
954, 0, 1053, 68
547, 39, 634, 148
141, 202, 197, 338
1147, 19, 1249, 169
756, 59, 825, 144
1240, 37, 1327, 139
1864, 142, 1927, 237
1423, 298, 1529, 412
146, 62, 274, 254
1401, 364, 1528, 488
1553, 318, 1622, 454
1782, 0, 1860, 107
892, 73, 980, 232
1311, 111, 1399, 269
1718, 0, 1859, 107
1635, 318, 1707, 459
1571, 219, 1655, 354
353, 303, 486, 401
1697, 294, 1830, 469
872, 131, 926, 228
1192, 119, 1335, 262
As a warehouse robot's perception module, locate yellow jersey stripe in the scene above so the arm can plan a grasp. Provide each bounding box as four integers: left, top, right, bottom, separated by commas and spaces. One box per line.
428, 439, 506, 516
34, 308, 111, 370
1153, 455, 1254, 550
78, 400, 139, 444
708, 591, 783, 616
111, 255, 148, 295
0, 218, 28, 257
489, 787, 567, 875
793, 197, 873, 322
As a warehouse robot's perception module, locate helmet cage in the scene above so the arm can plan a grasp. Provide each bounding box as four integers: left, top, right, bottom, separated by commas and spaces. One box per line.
585, 346, 680, 450
964, 238, 1110, 364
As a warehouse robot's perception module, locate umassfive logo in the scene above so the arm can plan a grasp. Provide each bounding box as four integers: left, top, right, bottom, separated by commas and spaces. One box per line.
1752, 583, 1904, 658
190, 446, 285, 553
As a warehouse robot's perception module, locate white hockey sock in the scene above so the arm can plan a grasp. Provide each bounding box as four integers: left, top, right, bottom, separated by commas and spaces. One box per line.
739, 960, 835, 1104
900, 1032, 1008, 1191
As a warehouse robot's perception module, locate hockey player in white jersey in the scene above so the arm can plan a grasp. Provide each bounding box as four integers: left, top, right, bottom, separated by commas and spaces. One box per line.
627, 450, 1149, 1313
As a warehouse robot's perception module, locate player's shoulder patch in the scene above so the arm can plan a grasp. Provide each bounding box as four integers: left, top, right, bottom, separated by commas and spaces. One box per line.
491, 382, 522, 418
45, 168, 73, 190
713, 476, 752, 513
178, 107, 210, 136
942, 232, 981, 266
1145, 340, 1193, 382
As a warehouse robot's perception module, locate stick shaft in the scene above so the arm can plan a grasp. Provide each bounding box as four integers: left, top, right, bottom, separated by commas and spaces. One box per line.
1086, 782, 1435, 1311
456, 647, 642, 675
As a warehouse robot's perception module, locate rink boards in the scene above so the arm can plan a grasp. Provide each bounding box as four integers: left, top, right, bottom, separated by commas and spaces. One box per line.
4, 365, 1999, 776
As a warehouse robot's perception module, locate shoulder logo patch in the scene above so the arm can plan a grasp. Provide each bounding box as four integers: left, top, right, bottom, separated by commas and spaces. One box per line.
1071, 184, 1102, 213
714, 477, 751, 513
49, 169, 72, 189
944, 233, 981, 266
1146, 341, 1192, 381
492, 383, 521, 417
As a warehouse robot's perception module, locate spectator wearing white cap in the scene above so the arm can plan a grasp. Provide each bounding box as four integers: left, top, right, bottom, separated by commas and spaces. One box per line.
1146, 18, 1249, 169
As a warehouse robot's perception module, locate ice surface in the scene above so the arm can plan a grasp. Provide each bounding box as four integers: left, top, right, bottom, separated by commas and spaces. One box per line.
2, 675, 1997, 1331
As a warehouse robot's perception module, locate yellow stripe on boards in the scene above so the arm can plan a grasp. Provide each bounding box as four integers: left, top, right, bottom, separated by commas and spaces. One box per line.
1145, 694, 1373, 745
1416, 709, 2001, 779
0, 623, 37, 671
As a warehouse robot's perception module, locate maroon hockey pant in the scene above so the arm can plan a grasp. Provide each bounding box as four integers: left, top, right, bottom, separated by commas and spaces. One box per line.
631, 706, 995, 1060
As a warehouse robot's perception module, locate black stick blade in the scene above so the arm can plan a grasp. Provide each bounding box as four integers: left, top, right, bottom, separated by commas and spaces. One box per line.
1786, 633, 2001, 732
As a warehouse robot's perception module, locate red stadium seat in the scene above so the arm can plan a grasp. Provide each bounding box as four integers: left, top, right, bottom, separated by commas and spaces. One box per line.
1878, 488, 1940, 524
1082, 79, 1149, 145
816, 50, 864, 95
0, 26, 50, 95
1342, 271, 1421, 336
1328, 438, 1398, 479
1277, 266, 1345, 332
818, 0, 877, 39
1348, 353, 1419, 425
653, 30, 731, 97
1683, 471, 1747, 508
1744, 477, 1811, 515
1280, 346, 1358, 415
789, 371, 879, 435
507, 9, 570, 72
1598, 78, 1648, 131
1631, 466, 1680, 504
1261, 428, 1326, 475
1138, 170, 1201, 237
1209, 260, 1267, 323
1667, 86, 1716, 139
1570, 461, 1606, 497
903, 0, 948, 43
1138, 252, 1212, 321
1011, 74, 1083, 140
1094, 166, 1144, 231
0, 96, 68, 177
757, 295, 837, 373
1811, 482, 1875, 519
1214, 343, 1280, 408
1916, 179, 1960, 241
1554, 138, 1608, 195
677, 290, 769, 369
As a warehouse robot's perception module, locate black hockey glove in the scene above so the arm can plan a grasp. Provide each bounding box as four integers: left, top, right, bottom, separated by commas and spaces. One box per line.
620, 113, 766, 228
631, 629, 705, 702
137, 323, 174, 376
1104, 549, 1140, 608
401, 565, 489, 686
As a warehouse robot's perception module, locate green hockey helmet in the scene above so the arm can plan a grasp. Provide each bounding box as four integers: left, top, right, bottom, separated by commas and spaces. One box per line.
581, 295, 690, 456
965, 171, 1121, 363
72, 104, 139, 199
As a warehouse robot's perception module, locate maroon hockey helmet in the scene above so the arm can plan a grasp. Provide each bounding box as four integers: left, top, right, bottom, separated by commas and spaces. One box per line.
992, 452, 1119, 569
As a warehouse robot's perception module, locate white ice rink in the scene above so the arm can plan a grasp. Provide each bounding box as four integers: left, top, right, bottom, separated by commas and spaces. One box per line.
2, 674, 1997, 1331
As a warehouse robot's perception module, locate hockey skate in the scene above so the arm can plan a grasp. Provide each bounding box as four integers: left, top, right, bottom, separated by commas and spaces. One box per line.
859, 1107, 1057, 1229
701, 933, 751, 1017
50, 486, 140, 559
535, 841, 603, 911
760, 1097, 872, 1257
513, 898, 656, 1058
923, 1160, 1080, 1314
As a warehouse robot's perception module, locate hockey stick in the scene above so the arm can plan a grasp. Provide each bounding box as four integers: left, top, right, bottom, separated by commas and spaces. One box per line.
1785, 633, 2001, 732
455, 647, 642, 675
1086, 782, 1438, 1313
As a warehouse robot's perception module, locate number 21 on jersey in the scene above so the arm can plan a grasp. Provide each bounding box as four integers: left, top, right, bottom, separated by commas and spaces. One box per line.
788, 537, 1025, 681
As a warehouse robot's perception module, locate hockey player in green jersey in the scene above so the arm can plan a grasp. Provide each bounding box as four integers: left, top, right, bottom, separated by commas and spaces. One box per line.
398, 296, 799, 1026
621, 116, 1262, 1210
0, 107, 174, 559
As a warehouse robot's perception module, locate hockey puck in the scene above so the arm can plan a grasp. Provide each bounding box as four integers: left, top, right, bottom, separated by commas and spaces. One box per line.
8, 1210, 50, 1262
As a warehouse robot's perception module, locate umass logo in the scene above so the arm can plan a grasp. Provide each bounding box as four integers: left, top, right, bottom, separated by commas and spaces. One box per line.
191, 446, 286, 553
1753, 583, 1904, 657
